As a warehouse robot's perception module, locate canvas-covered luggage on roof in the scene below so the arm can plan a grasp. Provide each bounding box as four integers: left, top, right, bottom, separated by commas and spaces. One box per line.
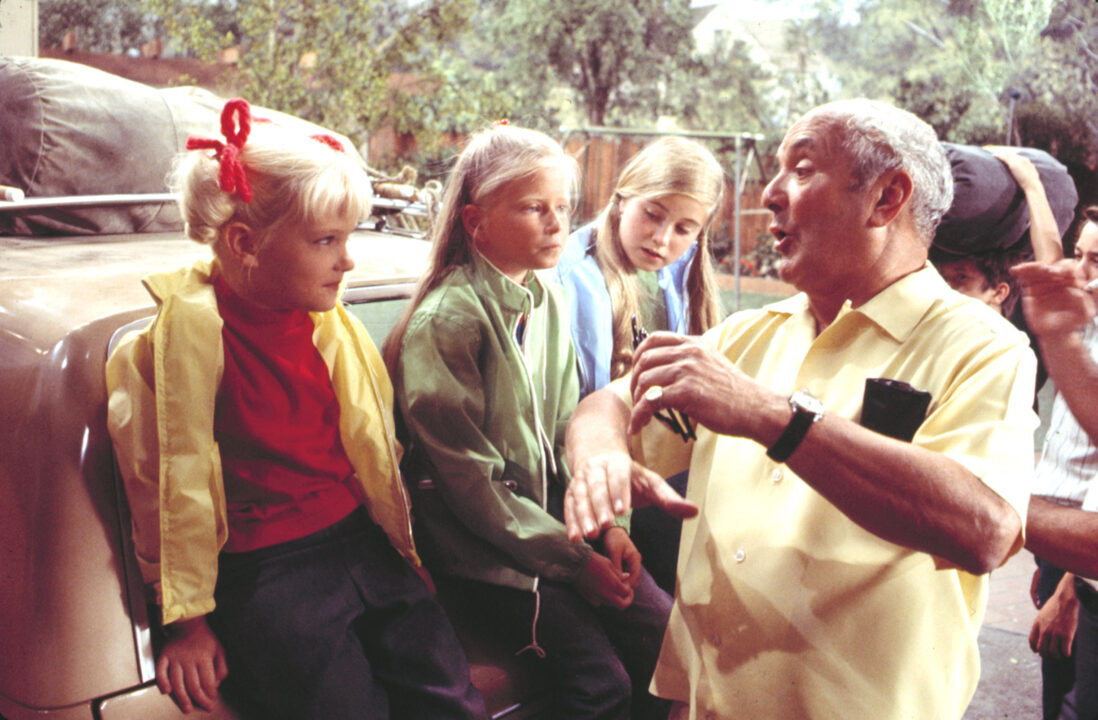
0, 56, 360, 236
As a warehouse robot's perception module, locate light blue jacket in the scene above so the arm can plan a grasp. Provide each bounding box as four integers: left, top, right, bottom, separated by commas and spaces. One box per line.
554, 221, 697, 397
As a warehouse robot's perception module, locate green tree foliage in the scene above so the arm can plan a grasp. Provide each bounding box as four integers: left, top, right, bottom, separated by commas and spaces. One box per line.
664, 40, 773, 134
486, 0, 696, 127
796, 0, 1094, 166
143, 0, 514, 169
1013, 2, 1098, 165
40, 0, 155, 53
142, 0, 237, 60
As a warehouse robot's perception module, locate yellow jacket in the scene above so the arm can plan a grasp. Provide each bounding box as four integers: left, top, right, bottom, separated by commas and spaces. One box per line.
106, 260, 419, 624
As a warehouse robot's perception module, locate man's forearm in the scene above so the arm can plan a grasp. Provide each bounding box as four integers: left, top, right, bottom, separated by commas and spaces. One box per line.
1027, 497, 1098, 580
783, 413, 1022, 575
564, 388, 632, 473
563, 386, 699, 539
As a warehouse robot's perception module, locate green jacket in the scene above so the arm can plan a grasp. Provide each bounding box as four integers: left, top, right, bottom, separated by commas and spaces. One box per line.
395, 252, 591, 592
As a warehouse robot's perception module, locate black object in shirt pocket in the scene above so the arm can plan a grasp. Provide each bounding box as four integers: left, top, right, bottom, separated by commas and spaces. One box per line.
859, 377, 931, 443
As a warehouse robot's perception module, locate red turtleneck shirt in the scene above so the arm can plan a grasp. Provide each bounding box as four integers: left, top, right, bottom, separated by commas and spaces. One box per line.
213, 275, 359, 552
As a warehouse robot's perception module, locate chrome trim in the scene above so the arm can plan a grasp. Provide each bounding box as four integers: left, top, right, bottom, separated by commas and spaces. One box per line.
107, 316, 159, 684
341, 281, 417, 304
0, 193, 176, 210
0, 193, 428, 217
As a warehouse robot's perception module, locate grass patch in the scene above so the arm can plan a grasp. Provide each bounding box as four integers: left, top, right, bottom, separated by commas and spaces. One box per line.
720, 290, 784, 317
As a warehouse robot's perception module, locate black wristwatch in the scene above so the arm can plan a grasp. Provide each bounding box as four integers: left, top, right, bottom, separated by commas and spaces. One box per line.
766, 389, 824, 463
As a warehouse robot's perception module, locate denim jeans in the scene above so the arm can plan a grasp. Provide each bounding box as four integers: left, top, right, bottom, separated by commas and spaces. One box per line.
209, 508, 486, 720
442, 566, 673, 720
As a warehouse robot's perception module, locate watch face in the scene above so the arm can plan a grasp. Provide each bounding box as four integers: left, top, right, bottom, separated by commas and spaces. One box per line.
791, 390, 824, 415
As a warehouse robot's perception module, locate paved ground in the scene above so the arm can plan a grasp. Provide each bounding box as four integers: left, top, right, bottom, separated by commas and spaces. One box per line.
965, 549, 1043, 719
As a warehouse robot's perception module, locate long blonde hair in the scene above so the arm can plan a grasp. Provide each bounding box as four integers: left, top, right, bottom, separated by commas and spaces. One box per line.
383, 124, 578, 371
595, 136, 725, 380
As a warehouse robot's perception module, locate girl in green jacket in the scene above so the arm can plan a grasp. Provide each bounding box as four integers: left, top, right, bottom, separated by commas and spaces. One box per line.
386, 123, 672, 720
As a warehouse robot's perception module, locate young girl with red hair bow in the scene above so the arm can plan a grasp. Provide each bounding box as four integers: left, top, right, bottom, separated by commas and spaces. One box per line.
107, 99, 485, 719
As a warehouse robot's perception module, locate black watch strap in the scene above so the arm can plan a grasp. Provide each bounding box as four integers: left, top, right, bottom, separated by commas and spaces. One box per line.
766, 394, 822, 463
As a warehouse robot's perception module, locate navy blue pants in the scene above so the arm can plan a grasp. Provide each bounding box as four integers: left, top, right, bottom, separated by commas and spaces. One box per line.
630, 470, 689, 595
443, 567, 672, 720
1037, 556, 1078, 720
209, 508, 487, 720
1073, 579, 1098, 720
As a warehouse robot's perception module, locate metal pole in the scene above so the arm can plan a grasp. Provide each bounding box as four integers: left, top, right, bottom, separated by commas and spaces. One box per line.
1005, 89, 1021, 145
733, 135, 744, 311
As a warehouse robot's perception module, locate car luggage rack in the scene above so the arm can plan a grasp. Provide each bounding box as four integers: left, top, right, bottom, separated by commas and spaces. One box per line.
0, 191, 431, 237
0, 192, 179, 210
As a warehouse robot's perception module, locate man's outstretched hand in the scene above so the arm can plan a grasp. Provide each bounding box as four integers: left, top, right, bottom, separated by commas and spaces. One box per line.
564, 450, 697, 541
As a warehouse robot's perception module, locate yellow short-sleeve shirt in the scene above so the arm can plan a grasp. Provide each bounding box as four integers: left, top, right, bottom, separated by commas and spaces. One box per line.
616, 265, 1036, 720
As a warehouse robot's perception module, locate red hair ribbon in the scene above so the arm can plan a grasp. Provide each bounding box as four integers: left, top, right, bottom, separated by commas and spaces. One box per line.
311, 134, 345, 152
185, 98, 254, 202
494, 118, 510, 127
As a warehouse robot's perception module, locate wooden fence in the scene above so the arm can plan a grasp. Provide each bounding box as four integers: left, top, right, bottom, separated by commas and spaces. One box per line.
366, 127, 777, 278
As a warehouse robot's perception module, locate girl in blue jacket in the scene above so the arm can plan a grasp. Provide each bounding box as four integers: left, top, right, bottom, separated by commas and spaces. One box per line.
555, 137, 726, 398
555, 137, 726, 595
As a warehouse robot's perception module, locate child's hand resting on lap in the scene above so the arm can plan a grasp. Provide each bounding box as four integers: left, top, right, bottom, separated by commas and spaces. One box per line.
157, 615, 229, 714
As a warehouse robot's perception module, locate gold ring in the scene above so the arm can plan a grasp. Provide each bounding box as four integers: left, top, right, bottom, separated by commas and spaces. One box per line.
644, 386, 664, 405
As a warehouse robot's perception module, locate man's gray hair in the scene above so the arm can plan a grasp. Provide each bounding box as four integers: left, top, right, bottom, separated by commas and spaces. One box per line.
808, 99, 953, 244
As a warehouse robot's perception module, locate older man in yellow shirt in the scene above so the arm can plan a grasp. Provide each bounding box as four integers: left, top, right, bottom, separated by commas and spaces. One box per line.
563, 99, 1036, 720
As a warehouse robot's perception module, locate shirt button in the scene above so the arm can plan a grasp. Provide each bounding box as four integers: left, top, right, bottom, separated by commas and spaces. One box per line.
771, 468, 783, 484
734, 548, 746, 563
710, 633, 722, 648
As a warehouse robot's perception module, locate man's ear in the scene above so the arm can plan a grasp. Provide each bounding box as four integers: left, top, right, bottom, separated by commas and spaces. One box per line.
222, 222, 260, 268
991, 281, 1011, 306
461, 204, 483, 242
868, 170, 913, 228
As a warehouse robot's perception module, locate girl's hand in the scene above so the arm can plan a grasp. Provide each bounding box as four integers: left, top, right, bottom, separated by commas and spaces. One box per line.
156, 615, 229, 713
602, 526, 642, 589
573, 552, 634, 610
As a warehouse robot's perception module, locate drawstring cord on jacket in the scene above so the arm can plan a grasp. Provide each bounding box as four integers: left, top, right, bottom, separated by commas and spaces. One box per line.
515, 577, 547, 659
509, 277, 556, 660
